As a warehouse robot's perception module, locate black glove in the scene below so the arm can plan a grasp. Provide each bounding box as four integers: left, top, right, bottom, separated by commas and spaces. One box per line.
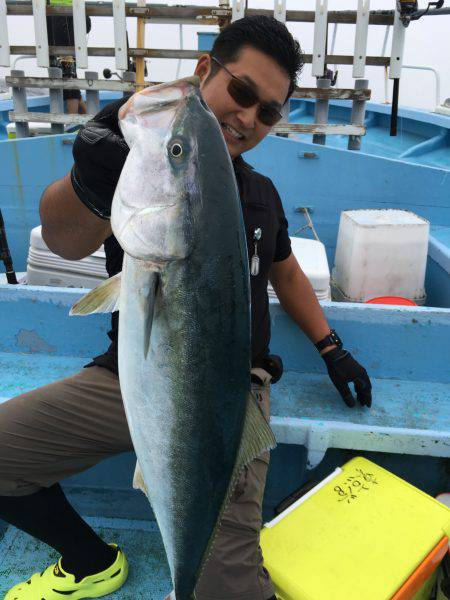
71, 99, 130, 220
322, 347, 372, 408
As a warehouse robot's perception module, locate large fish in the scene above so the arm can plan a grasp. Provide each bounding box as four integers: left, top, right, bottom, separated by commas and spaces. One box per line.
71, 77, 276, 599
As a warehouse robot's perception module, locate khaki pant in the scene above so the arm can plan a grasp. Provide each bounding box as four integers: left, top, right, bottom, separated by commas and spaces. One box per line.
0, 365, 274, 600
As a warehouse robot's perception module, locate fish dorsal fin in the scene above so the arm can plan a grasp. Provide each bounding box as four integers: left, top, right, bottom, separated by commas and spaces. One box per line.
198, 391, 276, 579
70, 272, 122, 316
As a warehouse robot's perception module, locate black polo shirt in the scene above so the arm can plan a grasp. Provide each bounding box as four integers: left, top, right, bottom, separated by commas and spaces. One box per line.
71, 98, 291, 374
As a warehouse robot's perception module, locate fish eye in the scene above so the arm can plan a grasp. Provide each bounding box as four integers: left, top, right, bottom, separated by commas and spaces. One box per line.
170, 142, 183, 158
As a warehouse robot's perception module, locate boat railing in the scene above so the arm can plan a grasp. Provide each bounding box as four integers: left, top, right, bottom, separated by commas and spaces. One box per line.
1, 1, 448, 141
401, 65, 442, 108
333, 18, 448, 112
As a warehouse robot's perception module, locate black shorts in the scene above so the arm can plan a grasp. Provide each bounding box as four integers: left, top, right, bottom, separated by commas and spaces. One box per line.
63, 88, 81, 101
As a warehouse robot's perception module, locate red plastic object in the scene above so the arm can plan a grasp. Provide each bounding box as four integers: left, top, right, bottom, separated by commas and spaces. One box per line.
365, 296, 417, 306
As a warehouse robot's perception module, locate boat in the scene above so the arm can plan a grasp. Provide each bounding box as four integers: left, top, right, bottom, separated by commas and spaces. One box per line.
0, 2, 449, 597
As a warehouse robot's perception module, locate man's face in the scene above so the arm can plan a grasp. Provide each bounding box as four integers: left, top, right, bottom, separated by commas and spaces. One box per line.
195, 46, 290, 159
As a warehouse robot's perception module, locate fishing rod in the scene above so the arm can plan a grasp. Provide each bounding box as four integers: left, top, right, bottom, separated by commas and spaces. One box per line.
0, 209, 18, 284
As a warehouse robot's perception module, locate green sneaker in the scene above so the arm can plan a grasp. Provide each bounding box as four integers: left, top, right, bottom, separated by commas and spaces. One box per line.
4, 544, 129, 599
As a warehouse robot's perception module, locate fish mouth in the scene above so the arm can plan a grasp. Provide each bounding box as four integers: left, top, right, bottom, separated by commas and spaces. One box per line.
119, 76, 201, 120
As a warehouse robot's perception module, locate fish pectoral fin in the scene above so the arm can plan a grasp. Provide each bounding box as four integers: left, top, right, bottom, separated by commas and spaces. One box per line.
70, 272, 122, 316
143, 271, 159, 360
133, 460, 149, 496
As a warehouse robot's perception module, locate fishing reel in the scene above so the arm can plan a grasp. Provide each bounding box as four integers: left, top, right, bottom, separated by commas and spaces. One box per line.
103, 68, 124, 81
396, 0, 445, 26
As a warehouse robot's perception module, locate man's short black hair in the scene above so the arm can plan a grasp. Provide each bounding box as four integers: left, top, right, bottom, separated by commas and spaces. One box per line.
210, 15, 303, 101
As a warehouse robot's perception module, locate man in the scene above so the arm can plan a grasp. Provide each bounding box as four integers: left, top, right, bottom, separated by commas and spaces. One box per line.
0, 16, 371, 600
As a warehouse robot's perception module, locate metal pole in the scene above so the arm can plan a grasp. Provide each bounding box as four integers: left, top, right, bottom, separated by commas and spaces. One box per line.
122, 70, 136, 97
175, 24, 183, 79
85, 70, 100, 114
381, 24, 391, 103
312, 77, 330, 145
48, 66, 64, 135
402, 64, 441, 108
136, 0, 146, 85
10, 69, 30, 138
348, 78, 368, 151
330, 22, 338, 73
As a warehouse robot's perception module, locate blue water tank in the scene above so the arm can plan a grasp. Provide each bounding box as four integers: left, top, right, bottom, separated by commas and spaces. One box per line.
197, 32, 218, 51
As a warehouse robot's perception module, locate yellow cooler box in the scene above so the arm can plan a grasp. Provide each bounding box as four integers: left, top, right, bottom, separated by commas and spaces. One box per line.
261, 457, 450, 600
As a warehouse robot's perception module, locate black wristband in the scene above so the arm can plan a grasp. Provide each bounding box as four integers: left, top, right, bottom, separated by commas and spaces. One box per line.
315, 329, 343, 353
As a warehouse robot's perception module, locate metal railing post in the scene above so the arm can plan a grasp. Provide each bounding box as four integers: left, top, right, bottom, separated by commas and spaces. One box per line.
48, 66, 64, 135
313, 77, 330, 145
85, 70, 100, 114
10, 69, 29, 138
402, 65, 441, 107
348, 78, 368, 151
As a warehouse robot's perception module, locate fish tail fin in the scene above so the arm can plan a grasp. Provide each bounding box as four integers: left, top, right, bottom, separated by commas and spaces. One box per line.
70, 272, 122, 315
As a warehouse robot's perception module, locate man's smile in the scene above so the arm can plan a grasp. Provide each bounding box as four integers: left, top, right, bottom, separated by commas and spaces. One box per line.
221, 122, 246, 141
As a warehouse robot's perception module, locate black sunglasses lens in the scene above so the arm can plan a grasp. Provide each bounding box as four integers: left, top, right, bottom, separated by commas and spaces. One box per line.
227, 78, 257, 108
258, 107, 282, 127
227, 73, 282, 127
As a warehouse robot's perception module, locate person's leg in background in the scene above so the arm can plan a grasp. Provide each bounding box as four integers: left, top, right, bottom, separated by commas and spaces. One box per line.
60, 58, 86, 115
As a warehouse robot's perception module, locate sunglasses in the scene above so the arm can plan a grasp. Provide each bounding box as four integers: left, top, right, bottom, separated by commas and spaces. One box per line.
211, 56, 283, 127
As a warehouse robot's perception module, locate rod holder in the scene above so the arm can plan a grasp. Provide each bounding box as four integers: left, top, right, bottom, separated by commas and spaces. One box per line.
10, 69, 30, 138
348, 78, 369, 150
122, 70, 136, 97
48, 66, 64, 135
85, 70, 100, 114
313, 77, 331, 145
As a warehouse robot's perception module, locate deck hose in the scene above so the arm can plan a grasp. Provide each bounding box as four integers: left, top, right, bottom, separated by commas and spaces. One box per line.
0, 209, 18, 284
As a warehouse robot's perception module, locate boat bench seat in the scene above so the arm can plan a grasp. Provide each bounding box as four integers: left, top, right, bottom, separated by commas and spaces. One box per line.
1, 351, 449, 471
270, 370, 450, 468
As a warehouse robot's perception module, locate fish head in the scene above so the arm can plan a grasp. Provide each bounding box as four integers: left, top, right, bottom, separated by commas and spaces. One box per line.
111, 76, 214, 264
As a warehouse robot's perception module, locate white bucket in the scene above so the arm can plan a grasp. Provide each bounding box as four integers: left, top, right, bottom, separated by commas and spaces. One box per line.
331, 209, 429, 304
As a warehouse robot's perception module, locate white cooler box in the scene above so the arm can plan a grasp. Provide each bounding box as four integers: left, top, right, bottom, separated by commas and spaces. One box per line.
268, 236, 331, 302
26, 226, 108, 288
25, 228, 330, 296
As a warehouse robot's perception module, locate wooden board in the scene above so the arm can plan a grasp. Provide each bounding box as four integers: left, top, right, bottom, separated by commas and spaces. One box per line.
9, 112, 366, 137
